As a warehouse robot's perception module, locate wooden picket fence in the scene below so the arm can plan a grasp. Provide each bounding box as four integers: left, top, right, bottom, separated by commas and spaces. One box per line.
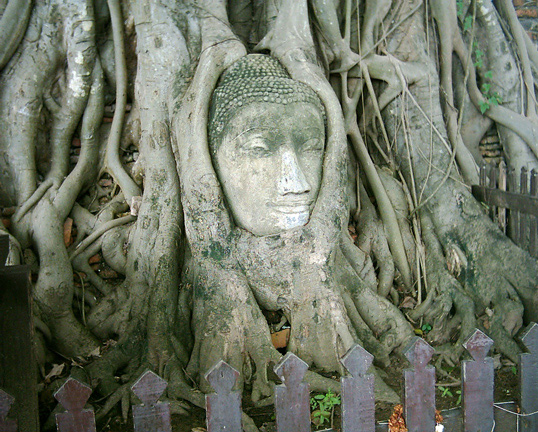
472, 162, 538, 257
1, 324, 538, 432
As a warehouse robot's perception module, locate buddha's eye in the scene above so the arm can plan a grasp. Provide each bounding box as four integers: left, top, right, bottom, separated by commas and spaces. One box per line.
301, 138, 324, 152
244, 137, 271, 156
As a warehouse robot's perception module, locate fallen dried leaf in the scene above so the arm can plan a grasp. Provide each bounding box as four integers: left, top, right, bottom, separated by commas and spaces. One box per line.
400, 296, 416, 309
271, 328, 290, 349
89, 346, 101, 358
45, 363, 65, 382
99, 268, 119, 279
388, 404, 407, 432
63, 218, 73, 247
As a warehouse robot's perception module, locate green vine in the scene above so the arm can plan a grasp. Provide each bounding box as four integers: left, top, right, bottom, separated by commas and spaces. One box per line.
479, 81, 503, 114
457, 1, 503, 113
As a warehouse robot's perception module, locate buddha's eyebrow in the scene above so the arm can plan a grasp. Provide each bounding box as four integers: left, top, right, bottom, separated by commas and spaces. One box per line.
229, 126, 273, 142
300, 126, 324, 134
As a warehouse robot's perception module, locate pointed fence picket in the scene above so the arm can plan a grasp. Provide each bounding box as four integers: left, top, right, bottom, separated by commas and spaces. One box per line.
403, 337, 436, 432
274, 352, 311, 432
340, 344, 375, 432
462, 330, 494, 432
519, 323, 538, 432
54, 378, 96, 432
2, 323, 535, 432
131, 370, 172, 432
205, 360, 242, 432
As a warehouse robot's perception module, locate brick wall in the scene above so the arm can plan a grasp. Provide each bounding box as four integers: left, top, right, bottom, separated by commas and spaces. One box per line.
514, 0, 538, 40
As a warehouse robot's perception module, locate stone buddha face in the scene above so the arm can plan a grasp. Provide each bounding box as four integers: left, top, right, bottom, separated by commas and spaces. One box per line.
209, 55, 326, 236
214, 101, 325, 236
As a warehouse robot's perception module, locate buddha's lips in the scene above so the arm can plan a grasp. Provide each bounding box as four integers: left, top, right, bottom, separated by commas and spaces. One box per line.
269, 201, 312, 214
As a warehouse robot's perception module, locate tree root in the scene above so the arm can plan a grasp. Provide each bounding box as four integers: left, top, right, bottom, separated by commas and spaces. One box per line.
0, 0, 33, 70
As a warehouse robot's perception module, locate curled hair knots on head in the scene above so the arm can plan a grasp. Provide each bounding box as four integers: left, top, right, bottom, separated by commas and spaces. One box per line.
208, 54, 326, 149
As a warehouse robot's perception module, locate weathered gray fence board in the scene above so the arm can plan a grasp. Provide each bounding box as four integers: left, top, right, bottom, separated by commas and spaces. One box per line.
132, 370, 171, 432
520, 168, 529, 248
462, 330, 494, 432
471, 185, 538, 217
0, 235, 39, 432
530, 170, 537, 256
488, 165, 498, 220
519, 323, 538, 432
508, 168, 521, 242
498, 161, 508, 233
54, 378, 96, 432
205, 361, 242, 432
341, 345, 375, 432
274, 353, 310, 432
475, 165, 538, 257
403, 337, 436, 432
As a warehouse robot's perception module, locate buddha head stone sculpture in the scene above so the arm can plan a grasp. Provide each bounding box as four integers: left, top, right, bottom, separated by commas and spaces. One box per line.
208, 54, 326, 236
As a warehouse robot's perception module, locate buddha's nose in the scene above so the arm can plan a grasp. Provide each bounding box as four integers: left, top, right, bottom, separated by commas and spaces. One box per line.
278, 150, 311, 195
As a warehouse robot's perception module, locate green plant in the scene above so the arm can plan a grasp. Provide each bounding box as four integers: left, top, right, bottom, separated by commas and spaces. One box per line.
310, 389, 341, 428
438, 385, 453, 398
438, 386, 462, 406
479, 82, 502, 113
457, 0, 474, 31
421, 323, 432, 334
457, 0, 464, 18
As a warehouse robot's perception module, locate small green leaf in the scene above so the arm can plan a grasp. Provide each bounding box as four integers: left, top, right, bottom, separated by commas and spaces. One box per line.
315, 394, 325, 400
482, 83, 491, 94
480, 101, 490, 113
421, 323, 432, 333
457, 0, 464, 17
484, 70, 493, 79
489, 97, 499, 106
474, 59, 483, 69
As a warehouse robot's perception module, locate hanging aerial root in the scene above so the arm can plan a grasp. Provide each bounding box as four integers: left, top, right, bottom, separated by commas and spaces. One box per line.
429, 0, 479, 184
104, 0, 141, 205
